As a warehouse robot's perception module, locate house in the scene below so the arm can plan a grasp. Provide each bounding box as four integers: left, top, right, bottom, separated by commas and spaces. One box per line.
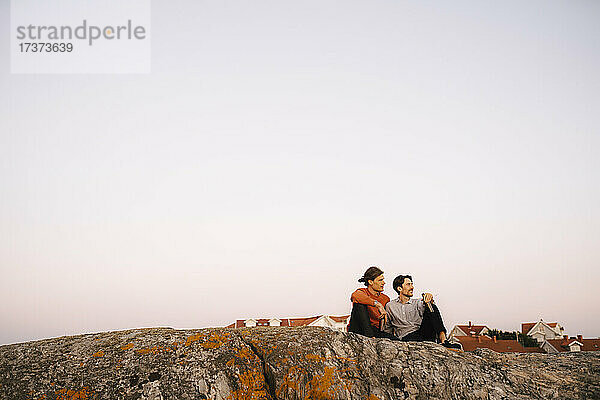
449, 321, 490, 340
521, 319, 564, 342
452, 335, 544, 353
226, 315, 351, 332
541, 335, 600, 354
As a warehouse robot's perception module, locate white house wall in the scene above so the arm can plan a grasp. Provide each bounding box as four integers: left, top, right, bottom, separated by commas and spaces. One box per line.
529, 323, 562, 341
450, 327, 467, 338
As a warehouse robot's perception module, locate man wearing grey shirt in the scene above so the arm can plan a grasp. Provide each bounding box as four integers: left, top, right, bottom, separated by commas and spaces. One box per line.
384, 274, 460, 349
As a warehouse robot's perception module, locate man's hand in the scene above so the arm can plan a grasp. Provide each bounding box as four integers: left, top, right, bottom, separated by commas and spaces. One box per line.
422, 293, 434, 303
375, 302, 388, 325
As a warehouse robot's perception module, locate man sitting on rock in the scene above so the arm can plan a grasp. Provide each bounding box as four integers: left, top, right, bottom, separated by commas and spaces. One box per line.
383, 274, 461, 349
347, 266, 399, 340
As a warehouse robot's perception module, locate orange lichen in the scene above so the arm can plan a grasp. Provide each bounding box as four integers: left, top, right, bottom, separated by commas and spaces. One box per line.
54, 386, 92, 400
226, 369, 268, 400
366, 395, 380, 400
225, 345, 263, 370
277, 364, 356, 399
276, 366, 303, 396
92, 351, 104, 358
202, 341, 222, 349
133, 343, 178, 355
303, 367, 337, 399
201, 332, 230, 349
305, 354, 327, 362
184, 333, 205, 346
184, 332, 229, 349
120, 343, 134, 351
136, 346, 162, 355
235, 346, 257, 361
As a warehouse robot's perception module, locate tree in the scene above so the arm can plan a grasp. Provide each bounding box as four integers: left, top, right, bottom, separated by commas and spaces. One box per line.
487, 329, 517, 340
518, 333, 539, 347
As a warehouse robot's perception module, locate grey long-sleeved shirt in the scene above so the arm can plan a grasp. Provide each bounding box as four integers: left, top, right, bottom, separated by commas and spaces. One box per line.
383, 297, 425, 339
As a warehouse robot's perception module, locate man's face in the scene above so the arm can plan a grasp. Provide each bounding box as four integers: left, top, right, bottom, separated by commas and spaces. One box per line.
398, 278, 414, 298
368, 274, 385, 292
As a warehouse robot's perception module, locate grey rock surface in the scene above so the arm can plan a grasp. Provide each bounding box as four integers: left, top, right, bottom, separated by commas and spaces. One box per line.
1, 327, 599, 400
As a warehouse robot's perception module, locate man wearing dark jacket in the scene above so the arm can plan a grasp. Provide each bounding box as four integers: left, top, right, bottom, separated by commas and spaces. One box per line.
347, 266, 399, 340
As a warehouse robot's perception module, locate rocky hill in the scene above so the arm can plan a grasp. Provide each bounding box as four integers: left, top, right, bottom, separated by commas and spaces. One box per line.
1, 327, 599, 400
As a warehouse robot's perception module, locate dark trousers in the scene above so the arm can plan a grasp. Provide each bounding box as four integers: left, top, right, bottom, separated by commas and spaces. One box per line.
347, 303, 400, 341
402, 303, 447, 343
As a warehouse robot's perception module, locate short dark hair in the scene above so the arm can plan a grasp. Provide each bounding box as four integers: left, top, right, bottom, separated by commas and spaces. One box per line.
358, 266, 384, 286
393, 274, 412, 294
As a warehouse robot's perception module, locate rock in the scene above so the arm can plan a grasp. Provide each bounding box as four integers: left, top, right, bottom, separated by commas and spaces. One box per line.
1, 327, 599, 399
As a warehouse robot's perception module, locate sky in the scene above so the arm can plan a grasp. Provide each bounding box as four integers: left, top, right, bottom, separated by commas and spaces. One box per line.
1, 0, 599, 345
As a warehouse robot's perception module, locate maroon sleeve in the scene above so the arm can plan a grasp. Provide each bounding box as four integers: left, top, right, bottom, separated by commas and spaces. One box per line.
351, 289, 375, 306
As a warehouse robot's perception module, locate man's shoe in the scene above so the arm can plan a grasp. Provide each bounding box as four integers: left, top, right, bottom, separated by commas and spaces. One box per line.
442, 341, 462, 351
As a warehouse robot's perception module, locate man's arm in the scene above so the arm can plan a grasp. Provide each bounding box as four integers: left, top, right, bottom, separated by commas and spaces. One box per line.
351, 289, 376, 305
382, 302, 396, 333
351, 289, 387, 324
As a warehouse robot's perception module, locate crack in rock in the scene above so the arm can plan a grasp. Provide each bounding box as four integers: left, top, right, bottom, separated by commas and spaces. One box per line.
237, 333, 277, 400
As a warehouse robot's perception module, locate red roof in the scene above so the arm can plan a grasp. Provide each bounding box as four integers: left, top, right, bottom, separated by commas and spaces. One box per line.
455, 336, 544, 353
521, 321, 558, 335
228, 315, 350, 328
455, 325, 488, 336
330, 315, 351, 323
288, 316, 320, 327
545, 338, 600, 352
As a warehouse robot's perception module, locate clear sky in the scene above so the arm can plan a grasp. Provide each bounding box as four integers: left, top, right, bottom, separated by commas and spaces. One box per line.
1, 0, 599, 345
